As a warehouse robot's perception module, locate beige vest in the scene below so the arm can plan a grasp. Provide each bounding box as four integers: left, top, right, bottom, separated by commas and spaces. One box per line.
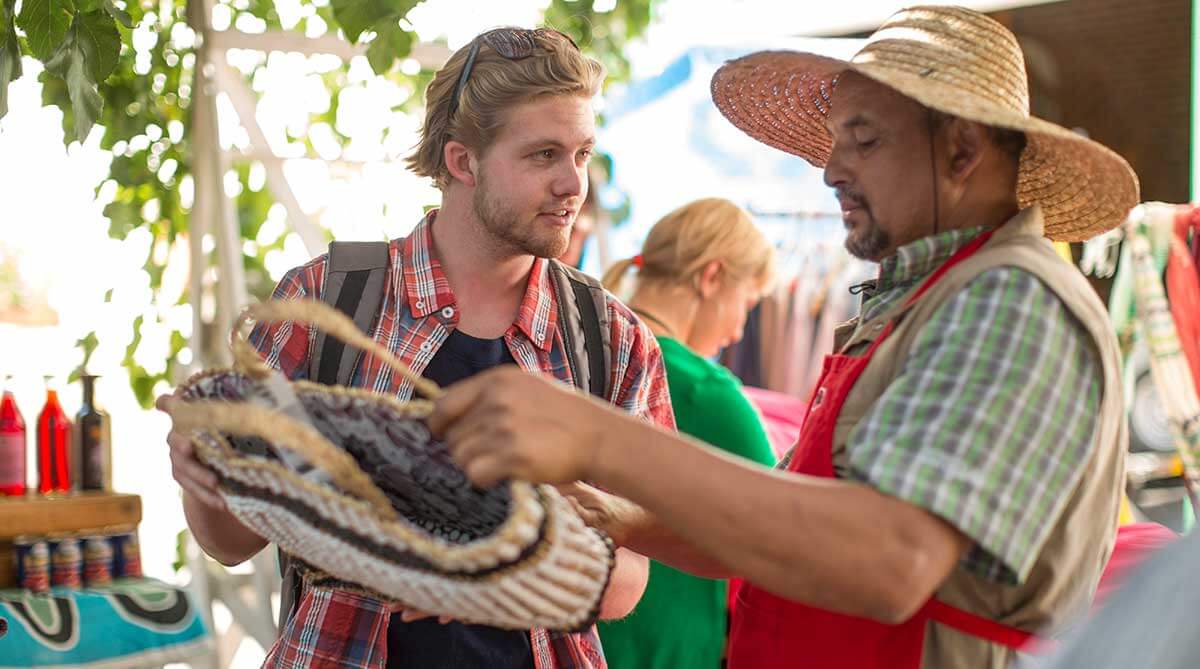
830, 207, 1127, 669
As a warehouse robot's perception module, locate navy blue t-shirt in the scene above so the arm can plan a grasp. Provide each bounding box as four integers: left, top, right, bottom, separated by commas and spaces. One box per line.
386, 329, 534, 669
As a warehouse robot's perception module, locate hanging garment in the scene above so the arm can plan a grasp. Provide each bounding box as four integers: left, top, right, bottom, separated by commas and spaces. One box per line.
1167, 207, 1200, 399
758, 281, 791, 393
742, 385, 806, 459
721, 303, 765, 388
779, 264, 818, 397
1129, 220, 1200, 493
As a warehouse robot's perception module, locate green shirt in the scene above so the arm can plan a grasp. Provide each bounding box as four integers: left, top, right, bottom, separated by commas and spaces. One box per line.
599, 336, 775, 669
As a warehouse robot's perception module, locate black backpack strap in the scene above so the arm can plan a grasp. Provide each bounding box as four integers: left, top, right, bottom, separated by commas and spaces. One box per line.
548, 259, 611, 399
281, 240, 389, 633
308, 241, 391, 386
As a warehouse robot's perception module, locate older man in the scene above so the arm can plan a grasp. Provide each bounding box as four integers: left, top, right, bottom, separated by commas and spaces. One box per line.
430, 6, 1139, 669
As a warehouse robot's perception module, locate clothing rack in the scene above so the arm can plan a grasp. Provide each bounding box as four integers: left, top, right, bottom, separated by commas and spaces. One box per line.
1082, 202, 1200, 524
722, 211, 873, 398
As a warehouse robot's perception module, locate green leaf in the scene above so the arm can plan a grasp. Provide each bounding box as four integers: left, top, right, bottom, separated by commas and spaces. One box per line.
16, 0, 74, 61
76, 0, 102, 12
45, 37, 102, 143
74, 10, 120, 81
331, 0, 421, 43
69, 331, 99, 382
366, 30, 392, 73
102, 0, 132, 28
0, 3, 22, 118
365, 18, 413, 74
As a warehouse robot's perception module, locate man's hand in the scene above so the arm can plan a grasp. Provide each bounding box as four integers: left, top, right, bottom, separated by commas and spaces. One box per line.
429, 367, 611, 487
556, 482, 644, 546
157, 393, 225, 511
157, 391, 267, 566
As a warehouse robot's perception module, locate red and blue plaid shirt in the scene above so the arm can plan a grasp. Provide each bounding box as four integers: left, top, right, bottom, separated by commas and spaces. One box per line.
249, 212, 675, 668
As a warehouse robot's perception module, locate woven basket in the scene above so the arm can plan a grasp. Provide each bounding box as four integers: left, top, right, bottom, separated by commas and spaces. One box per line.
173, 300, 615, 631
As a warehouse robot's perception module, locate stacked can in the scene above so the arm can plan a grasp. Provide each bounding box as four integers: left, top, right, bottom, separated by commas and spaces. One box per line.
110, 530, 142, 579
83, 536, 113, 586
14, 536, 50, 593
49, 537, 82, 589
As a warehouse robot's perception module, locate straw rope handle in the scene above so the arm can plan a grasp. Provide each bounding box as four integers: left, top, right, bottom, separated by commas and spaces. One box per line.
231, 299, 444, 400
172, 398, 400, 518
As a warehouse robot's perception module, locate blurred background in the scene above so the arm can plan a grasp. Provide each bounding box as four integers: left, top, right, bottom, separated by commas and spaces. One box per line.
0, 0, 1197, 666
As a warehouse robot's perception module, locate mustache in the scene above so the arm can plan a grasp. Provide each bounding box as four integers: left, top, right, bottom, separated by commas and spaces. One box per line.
834, 186, 869, 210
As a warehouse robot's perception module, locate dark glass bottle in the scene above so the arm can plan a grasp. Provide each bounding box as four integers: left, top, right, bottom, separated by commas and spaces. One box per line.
0, 376, 26, 496
76, 375, 111, 491
37, 378, 71, 494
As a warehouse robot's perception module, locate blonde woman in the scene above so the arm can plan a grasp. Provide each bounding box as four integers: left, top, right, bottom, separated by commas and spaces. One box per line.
597, 198, 776, 669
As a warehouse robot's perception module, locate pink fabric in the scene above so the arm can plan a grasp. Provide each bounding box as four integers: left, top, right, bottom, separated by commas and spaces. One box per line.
1093, 522, 1177, 607
743, 386, 807, 459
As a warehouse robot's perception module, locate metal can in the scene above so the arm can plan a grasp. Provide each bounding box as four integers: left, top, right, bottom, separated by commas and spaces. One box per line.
83, 536, 113, 587
110, 531, 142, 579
49, 537, 82, 589
15, 537, 50, 593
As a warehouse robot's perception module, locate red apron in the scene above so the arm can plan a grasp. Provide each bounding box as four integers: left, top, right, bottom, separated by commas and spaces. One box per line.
726, 231, 1177, 668
728, 231, 1041, 668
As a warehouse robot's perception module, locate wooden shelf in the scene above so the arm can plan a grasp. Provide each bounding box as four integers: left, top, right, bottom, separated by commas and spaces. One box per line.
0, 492, 141, 540
0, 492, 142, 588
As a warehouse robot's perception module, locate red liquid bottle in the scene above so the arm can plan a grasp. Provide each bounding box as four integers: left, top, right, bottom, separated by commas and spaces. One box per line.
0, 376, 27, 496
37, 378, 71, 494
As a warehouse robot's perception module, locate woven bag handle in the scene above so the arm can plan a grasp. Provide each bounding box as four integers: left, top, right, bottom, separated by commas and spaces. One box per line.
172, 398, 400, 516
231, 299, 443, 400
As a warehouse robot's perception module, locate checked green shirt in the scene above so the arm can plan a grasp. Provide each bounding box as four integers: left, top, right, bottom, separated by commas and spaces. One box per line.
845, 226, 1101, 586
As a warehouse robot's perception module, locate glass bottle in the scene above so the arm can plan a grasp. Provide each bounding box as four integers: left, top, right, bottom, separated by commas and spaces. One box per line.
75, 375, 111, 491
37, 377, 71, 494
0, 376, 27, 496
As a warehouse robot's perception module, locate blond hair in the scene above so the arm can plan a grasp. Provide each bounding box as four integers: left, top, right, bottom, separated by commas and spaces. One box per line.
602, 198, 776, 296
407, 29, 605, 189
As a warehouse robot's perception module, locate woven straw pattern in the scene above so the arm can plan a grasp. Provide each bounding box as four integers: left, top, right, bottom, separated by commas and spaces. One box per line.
710, 5, 1139, 241
175, 299, 616, 630
196, 431, 612, 630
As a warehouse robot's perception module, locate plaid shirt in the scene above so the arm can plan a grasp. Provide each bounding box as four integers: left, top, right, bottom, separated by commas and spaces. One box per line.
845, 220, 1101, 585
249, 212, 675, 669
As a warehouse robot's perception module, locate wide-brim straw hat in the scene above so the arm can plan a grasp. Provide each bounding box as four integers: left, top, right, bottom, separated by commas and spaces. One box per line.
171, 300, 614, 631
710, 5, 1139, 241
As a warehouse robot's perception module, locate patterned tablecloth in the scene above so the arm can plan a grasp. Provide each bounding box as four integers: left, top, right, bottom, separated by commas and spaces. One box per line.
0, 578, 211, 668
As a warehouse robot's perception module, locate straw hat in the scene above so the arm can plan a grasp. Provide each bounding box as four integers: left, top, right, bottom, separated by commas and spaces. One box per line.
171, 300, 615, 632
710, 5, 1139, 241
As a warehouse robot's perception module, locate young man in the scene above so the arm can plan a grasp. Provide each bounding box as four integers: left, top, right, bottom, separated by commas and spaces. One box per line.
159, 27, 672, 669
429, 7, 1140, 669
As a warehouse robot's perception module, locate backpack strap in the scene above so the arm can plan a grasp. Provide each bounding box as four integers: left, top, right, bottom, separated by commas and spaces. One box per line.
548, 259, 611, 399
308, 241, 391, 386
281, 240, 389, 633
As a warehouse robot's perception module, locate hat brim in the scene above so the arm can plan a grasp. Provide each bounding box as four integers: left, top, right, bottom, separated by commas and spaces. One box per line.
711, 51, 1140, 241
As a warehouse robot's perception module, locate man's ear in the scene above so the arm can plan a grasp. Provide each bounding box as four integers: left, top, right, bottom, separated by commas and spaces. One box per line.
444, 139, 477, 187
946, 118, 987, 183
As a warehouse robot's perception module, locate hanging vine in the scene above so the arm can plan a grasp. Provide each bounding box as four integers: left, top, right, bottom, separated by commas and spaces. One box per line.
0, 0, 656, 406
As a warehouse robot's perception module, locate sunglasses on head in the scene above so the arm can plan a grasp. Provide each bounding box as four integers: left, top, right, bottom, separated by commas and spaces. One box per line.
447, 27, 579, 119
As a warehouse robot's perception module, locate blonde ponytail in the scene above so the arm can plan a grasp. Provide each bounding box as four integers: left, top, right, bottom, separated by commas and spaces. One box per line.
605, 198, 775, 297
601, 257, 638, 295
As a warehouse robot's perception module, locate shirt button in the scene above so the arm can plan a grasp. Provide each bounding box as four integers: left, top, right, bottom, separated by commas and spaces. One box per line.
415, 300, 426, 310
441, 306, 455, 319
419, 341, 433, 352
535, 330, 546, 343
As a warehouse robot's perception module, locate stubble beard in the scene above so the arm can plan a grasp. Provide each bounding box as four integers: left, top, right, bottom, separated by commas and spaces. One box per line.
473, 174, 571, 259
